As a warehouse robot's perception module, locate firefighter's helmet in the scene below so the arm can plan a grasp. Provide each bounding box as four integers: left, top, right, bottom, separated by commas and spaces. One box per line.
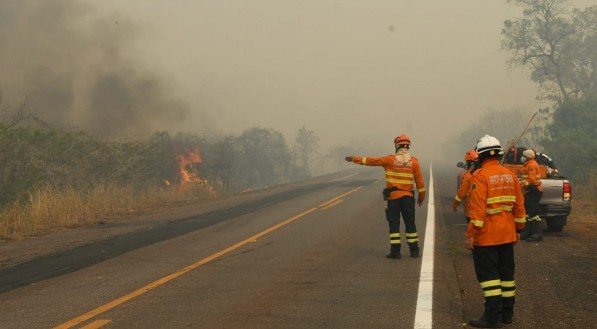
475, 135, 503, 157
394, 134, 411, 146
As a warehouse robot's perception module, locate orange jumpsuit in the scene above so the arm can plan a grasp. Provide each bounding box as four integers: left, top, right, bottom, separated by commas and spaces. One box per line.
455, 170, 473, 217
351, 153, 425, 255
351, 155, 425, 199
522, 159, 543, 192
467, 159, 526, 245
466, 159, 526, 324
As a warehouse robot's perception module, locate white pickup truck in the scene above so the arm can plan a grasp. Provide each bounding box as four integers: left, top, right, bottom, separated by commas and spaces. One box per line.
456, 161, 572, 232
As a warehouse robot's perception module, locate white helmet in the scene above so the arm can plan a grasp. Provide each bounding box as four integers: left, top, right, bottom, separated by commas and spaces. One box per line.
476, 135, 503, 157
522, 149, 535, 158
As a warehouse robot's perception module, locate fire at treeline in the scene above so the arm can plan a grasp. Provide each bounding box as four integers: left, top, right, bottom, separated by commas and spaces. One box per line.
0, 120, 344, 210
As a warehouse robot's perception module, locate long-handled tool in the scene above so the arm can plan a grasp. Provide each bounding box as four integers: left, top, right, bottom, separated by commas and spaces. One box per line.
502, 111, 538, 164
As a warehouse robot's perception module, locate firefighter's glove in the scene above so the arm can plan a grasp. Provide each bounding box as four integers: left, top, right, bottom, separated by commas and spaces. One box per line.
452, 200, 460, 212
465, 237, 474, 250
344, 156, 354, 162
417, 191, 426, 207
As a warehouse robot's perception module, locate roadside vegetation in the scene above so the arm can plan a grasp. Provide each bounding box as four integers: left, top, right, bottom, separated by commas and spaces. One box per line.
448, 0, 595, 221
0, 110, 358, 240
502, 0, 596, 220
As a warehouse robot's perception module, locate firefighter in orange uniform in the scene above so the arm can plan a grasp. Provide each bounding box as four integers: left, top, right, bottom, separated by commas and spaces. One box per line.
520, 149, 543, 242
345, 134, 425, 259
466, 135, 526, 328
453, 150, 479, 222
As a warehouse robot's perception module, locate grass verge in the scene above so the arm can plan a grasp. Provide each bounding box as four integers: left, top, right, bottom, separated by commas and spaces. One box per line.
0, 183, 215, 241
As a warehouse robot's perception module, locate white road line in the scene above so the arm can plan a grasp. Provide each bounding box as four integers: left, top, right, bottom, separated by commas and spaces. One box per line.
414, 164, 435, 329
326, 173, 358, 182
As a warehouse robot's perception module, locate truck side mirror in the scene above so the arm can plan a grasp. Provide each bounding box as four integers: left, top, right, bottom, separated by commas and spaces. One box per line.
457, 162, 464, 168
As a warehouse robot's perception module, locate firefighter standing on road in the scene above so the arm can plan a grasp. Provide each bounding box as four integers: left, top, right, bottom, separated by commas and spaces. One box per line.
345, 134, 426, 259
466, 135, 526, 328
520, 149, 544, 242
453, 150, 479, 222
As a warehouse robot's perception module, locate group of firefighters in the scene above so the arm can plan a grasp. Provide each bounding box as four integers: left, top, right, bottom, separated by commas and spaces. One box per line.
344, 133, 546, 328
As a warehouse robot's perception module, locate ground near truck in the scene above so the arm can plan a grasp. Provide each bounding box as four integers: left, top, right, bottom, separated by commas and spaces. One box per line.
435, 167, 596, 328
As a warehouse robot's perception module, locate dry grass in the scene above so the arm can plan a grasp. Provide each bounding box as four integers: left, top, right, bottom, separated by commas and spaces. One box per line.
0, 183, 216, 240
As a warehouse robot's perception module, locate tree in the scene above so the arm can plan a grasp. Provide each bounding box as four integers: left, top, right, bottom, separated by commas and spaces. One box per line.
293, 126, 319, 178
541, 95, 597, 181
502, 0, 597, 102
236, 127, 292, 190
198, 134, 237, 193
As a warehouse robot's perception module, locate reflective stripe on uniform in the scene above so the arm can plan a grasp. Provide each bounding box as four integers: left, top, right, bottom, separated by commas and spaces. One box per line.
486, 205, 514, 214
472, 219, 484, 227
390, 232, 400, 244
501, 281, 515, 288
480, 279, 501, 288
405, 232, 418, 237
502, 290, 516, 297
386, 178, 414, 185
501, 281, 516, 298
361, 157, 367, 165
455, 195, 462, 202
418, 188, 426, 192
385, 171, 414, 178
486, 195, 517, 204
484, 289, 502, 297
406, 238, 419, 243
514, 217, 526, 223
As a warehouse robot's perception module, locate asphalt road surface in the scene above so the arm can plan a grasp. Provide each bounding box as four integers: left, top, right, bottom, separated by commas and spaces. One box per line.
0, 165, 594, 328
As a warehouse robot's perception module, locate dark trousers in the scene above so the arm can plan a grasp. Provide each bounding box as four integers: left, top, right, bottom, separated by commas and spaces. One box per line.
524, 185, 543, 221
472, 243, 516, 324
385, 196, 418, 253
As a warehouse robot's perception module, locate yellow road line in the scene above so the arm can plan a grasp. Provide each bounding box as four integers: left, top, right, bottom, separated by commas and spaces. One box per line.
318, 187, 362, 208
80, 319, 111, 329
54, 207, 317, 329
320, 199, 344, 210
55, 186, 364, 329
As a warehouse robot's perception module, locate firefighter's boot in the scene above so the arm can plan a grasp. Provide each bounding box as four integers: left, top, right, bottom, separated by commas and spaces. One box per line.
501, 298, 514, 324
468, 315, 503, 328
526, 218, 543, 242
409, 244, 420, 258
519, 217, 531, 240
386, 245, 401, 259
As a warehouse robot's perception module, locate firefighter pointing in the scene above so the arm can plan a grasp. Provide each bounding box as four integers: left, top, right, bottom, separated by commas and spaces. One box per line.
466, 135, 526, 328
345, 134, 425, 259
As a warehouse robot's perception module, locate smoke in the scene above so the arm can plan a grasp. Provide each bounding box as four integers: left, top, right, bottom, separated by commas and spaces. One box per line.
0, 0, 188, 138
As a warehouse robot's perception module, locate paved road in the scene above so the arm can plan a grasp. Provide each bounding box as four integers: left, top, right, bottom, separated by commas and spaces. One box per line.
3, 165, 591, 328
0, 167, 465, 329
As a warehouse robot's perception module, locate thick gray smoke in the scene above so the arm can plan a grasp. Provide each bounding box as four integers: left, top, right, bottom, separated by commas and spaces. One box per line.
0, 0, 187, 138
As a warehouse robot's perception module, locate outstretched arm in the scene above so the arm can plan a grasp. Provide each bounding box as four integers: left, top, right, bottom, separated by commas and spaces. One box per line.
345, 155, 392, 166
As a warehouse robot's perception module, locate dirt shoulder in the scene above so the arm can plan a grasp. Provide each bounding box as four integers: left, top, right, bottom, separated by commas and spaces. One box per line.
0, 172, 348, 269
435, 167, 596, 328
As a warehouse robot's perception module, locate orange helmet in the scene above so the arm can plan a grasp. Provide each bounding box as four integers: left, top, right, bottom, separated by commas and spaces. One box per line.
465, 150, 478, 162
394, 134, 411, 145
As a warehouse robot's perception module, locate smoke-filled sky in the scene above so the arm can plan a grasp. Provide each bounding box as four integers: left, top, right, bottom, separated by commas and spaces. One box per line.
1, 0, 594, 158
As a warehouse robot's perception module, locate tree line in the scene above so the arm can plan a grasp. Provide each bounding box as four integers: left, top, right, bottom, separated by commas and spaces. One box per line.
453, 0, 595, 184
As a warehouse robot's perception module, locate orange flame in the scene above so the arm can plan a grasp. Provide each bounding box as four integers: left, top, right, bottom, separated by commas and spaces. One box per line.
177, 148, 203, 183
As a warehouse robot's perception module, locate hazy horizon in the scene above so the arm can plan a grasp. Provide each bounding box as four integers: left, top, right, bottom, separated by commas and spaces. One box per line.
1, 0, 594, 161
